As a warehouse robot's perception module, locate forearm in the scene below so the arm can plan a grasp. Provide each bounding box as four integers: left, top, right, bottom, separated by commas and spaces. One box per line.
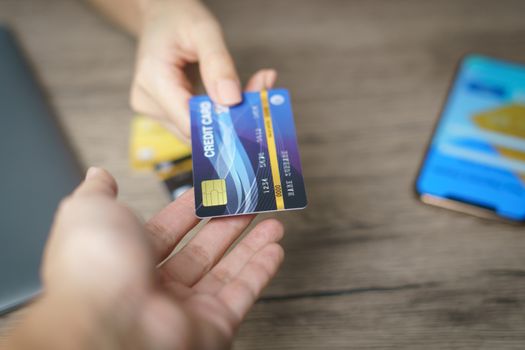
86, 0, 146, 35
3, 296, 120, 350
86, 0, 202, 36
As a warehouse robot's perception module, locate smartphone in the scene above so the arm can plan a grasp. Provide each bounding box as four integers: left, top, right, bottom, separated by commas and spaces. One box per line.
415, 54, 525, 222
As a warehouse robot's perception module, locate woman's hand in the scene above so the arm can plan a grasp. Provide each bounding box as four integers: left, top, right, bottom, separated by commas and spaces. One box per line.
130, 0, 277, 141
4, 168, 284, 350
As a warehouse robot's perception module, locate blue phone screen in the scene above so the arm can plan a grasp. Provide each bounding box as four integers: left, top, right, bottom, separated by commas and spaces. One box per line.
416, 54, 525, 221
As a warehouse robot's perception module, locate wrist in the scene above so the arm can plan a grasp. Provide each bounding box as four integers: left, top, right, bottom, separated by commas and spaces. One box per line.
5, 296, 107, 350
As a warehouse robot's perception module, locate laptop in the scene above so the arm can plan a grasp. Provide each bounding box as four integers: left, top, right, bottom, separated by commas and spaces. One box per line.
0, 26, 84, 314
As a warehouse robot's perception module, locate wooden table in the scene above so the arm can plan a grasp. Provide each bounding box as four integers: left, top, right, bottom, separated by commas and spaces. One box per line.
2, 0, 525, 348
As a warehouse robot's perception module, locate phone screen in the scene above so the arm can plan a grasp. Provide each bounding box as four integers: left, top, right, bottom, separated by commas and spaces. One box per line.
416, 54, 525, 221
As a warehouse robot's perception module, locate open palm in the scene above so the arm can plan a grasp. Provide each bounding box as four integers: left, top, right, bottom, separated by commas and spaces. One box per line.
35, 167, 283, 350
150, 191, 283, 350
146, 188, 284, 350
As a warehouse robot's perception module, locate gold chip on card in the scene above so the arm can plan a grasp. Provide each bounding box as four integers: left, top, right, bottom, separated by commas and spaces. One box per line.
201, 179, 227, 206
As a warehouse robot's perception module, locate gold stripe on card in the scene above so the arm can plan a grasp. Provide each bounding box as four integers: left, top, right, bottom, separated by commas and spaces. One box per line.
261, 90, 285, 210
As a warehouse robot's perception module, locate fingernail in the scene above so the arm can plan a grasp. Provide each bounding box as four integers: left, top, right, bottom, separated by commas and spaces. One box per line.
85, 167, 100, 180
216, 79, 242, 105
264, 69, 278, 88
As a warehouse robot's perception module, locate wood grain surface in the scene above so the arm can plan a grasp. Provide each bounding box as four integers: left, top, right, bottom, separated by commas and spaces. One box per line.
1, 0, 525, 348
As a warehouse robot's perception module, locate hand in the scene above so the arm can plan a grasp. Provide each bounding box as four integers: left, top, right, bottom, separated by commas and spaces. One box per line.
5, 168, 284, 350
131, 0, 277, 142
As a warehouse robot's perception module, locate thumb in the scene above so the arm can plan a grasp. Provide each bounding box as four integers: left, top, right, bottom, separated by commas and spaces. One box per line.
73, 167, 118, 199
194, 22, 242, 106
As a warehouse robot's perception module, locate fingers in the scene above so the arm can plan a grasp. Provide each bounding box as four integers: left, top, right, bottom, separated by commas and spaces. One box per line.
160, 215, 255, 286
147, 67, 193, 140
145, 189, 200, 262
131, 66, 279, 143
217, 243, 284, 322
193, 22, 242, 105
73, 167, 118, 198
131, 63, 193, 142
130, 83, 166, 121
194, 219, 284, 294
245, 69, 278, 92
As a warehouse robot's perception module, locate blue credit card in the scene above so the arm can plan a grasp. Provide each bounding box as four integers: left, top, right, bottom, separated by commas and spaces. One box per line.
190, 88, 307, 218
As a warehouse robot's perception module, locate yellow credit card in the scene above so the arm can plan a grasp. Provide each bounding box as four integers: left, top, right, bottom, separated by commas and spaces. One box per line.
129, 115, 191, 170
